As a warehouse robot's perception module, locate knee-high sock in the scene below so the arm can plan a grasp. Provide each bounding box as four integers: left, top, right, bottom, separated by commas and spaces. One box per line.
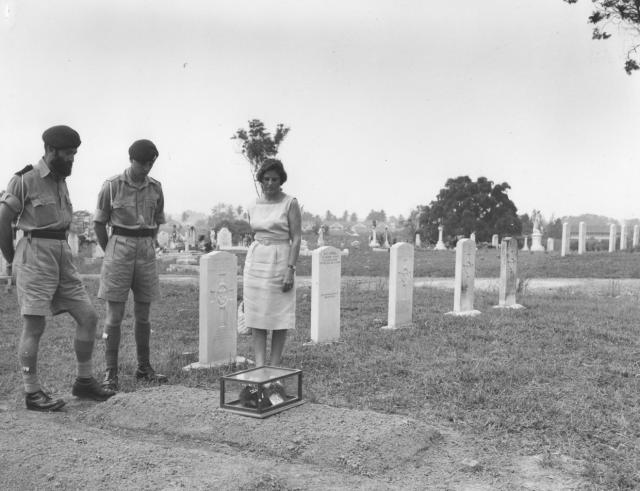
103, 323, 122, 371
134, 320, 151, 366
74, 339, 94, 378
19, 333, 40, 393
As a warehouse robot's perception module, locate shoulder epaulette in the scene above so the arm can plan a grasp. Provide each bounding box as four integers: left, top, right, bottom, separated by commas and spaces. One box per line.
148, 176, 162, 187
15, 165, 33, 176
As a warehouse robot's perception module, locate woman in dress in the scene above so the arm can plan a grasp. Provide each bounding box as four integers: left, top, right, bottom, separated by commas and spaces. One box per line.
244, 159, 301, 367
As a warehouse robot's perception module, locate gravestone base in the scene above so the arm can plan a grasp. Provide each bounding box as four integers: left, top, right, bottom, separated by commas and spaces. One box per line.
530, 232, 545, 252
445, 309, 481, 317
372, 248, 389, 253
492, 303, 525, 310
434, 241, 446, 250
182, 355, 251, 372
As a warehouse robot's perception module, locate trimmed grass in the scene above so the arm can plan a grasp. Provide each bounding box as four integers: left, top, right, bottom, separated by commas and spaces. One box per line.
1, 279, 640, 488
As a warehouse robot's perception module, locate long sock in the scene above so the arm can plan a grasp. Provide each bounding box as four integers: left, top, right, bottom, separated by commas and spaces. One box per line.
134, 320, 151, 367
103, 323, 121, 371
19, 331, 41, 394
74, 339, 94, 378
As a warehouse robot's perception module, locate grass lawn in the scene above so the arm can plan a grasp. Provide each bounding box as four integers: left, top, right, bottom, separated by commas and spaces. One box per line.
1, 278, 639, 489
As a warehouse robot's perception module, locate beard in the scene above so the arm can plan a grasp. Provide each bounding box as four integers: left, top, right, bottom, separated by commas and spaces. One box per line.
50, 156, 73, 177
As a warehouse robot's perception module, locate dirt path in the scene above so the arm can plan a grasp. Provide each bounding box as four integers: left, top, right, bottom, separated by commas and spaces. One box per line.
0, 386, 585, 490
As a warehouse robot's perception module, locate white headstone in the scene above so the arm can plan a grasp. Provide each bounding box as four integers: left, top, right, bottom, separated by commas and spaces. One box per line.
434, 225, 446, 250
491, 234, 499, 248
521, 236, 529, 252
546, 237, 554, 252
634, 225, 639, 249
469, 232, 476, 243
369, 227, 379, 247
494, 237, 523, 309
157, 230, 169, 248
561, 222, 569, 257
67, 231, 79, 256
620, 224, 627, 251
310, 246, 341, 343
382, 242, 414, 330
446, 238, 480, 316
415, 233, 422, 248
217, 227, 233, 250
578, 222, 586, 255
609, 224, 616, 253
186, 251, 238, 369
383, 227, 390, 249
318, 227, 325, 247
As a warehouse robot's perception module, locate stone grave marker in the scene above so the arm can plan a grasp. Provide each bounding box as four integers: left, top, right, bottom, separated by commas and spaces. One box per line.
578, 222, 586, 255
434, 225, 446, 250
634, 225, 639, 249
620, 224, 627, 251
157, 230, 169, 249
609, 224, 616, 252
415, 233, 422, 248
310, 246, 341, 343
382, 242, 414, 330
184, 251, 242, 370
494, 237, 523, 309
521, 236, 529, 252
546, 237, 554, 252
561, 222, 569, 257
491, 234, 499, 248
446, 238, 480, 316
217, 227, 233, 250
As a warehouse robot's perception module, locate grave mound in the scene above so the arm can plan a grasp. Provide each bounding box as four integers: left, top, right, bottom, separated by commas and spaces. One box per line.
81, 385, 442, 476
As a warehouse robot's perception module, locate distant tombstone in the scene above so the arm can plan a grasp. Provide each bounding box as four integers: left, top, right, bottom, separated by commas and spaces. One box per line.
369, 227, 379, 248
67, 231, 79, 256
561, 222, 569, 257
521, 236, 529, 252
300, 239, 310, 255
609, 224, 616, 253
310, 246, 341, 343
318, 227, 325, 247
634, 225, 639, 249
446, 238, 480, 316
578, 222, 586, 255
434, 225, 446, 250
0, 253, 7, 276
546, 238, 554, 252
491, 234, 499, 248
494, 237, 523, 309
415, 233, 422, 248
383, 227, 391, 249
217, 227, 233, 250
382, 243, 414, 329
157, 230, 169, 248
469, 232, 476, 243
184, 251, 238, 369
620, 224, 627, 251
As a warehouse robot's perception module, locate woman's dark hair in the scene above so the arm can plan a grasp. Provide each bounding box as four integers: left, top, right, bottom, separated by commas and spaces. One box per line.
256, 158, 287, 184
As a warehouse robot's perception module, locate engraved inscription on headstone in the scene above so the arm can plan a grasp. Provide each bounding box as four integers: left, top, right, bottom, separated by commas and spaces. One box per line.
447, 238, 480, 316
311, 246, 341, 343
383, 242, 414, 329
494, 237, 523, 309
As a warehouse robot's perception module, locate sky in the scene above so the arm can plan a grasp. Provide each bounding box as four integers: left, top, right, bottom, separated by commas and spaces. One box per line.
2, 0, 640, 223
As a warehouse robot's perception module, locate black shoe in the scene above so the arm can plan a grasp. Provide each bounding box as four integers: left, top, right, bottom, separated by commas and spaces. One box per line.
135, 365, 167, 383
25, 390, 66, 412
101, 369, 118, 392
72, 377, 115, 401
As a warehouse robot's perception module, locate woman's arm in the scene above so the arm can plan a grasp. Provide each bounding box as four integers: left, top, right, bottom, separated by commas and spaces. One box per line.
283, 198, 302, 292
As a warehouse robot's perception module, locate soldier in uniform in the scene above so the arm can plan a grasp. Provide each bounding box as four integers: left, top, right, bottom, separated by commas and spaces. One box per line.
94, 139, 167, 391
0, 125, 115, 411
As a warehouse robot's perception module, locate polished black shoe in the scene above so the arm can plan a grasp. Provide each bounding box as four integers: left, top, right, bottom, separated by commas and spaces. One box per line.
101, 369, 118, 392
72, 377, 115, 401
135, 365, 167, 383
25, 390, 66, 412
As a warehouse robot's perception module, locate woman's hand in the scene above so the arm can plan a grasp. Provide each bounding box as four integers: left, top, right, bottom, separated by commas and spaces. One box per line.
282, 267, 295, 292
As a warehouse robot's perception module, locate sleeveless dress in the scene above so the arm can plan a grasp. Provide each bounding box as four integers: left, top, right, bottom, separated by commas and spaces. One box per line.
243, 194, 296, 330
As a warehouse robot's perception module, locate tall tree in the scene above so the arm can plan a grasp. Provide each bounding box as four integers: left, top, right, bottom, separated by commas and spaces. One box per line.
232, 119, 290, 195
564, 0, 640, 74
417, 176, 521, 244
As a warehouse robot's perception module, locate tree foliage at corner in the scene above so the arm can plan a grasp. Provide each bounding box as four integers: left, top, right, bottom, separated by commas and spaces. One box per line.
416, 176, 521, 244
232, 119, 290, 194
564, 0, 640, 74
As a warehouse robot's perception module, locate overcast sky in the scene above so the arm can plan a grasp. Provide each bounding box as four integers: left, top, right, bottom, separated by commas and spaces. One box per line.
2, 0, 639, 223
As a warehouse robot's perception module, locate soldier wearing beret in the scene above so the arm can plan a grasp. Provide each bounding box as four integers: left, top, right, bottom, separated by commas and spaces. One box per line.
94, 139, 167, 391
0, 125, 115, 411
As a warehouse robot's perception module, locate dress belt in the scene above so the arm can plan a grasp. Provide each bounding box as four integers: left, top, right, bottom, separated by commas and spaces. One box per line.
112, 226, 155, 238
255, 238, 290, 246
27, 229, 68, 240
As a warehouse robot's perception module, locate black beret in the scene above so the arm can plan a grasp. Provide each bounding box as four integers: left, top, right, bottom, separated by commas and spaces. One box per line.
42, 125, 81, 149
129, 139, 159, 162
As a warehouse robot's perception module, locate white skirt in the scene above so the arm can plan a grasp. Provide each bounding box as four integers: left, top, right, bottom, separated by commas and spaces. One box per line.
243, 241, 296, 330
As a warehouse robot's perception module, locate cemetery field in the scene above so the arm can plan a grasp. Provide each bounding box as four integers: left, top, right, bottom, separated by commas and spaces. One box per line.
1, 279, 639, 488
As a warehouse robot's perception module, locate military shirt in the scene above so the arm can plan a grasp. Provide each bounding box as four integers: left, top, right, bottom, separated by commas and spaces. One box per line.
94, 169, 165, 229
0, 159, 73, 231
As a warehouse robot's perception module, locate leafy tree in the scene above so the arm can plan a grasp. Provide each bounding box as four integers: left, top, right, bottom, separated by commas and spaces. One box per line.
564, 0, 640, 74
417, 176, 521, 244
366, 209, 387, 223
349, 212, 358, 223
325, 210, 337, 222
232, 119, 290, 195
341, 210, 349, 221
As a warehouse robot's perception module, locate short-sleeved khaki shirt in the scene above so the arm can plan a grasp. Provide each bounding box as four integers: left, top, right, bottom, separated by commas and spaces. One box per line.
94, 169, 165, 229
0, 159, 73, 231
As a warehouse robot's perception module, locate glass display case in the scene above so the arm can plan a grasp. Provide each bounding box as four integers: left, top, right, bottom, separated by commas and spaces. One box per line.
220, 366, 304, 418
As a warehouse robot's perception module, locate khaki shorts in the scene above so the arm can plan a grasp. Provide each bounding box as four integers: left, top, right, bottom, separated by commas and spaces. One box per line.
14, 237, 92, 316
98, 235, 159, 303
